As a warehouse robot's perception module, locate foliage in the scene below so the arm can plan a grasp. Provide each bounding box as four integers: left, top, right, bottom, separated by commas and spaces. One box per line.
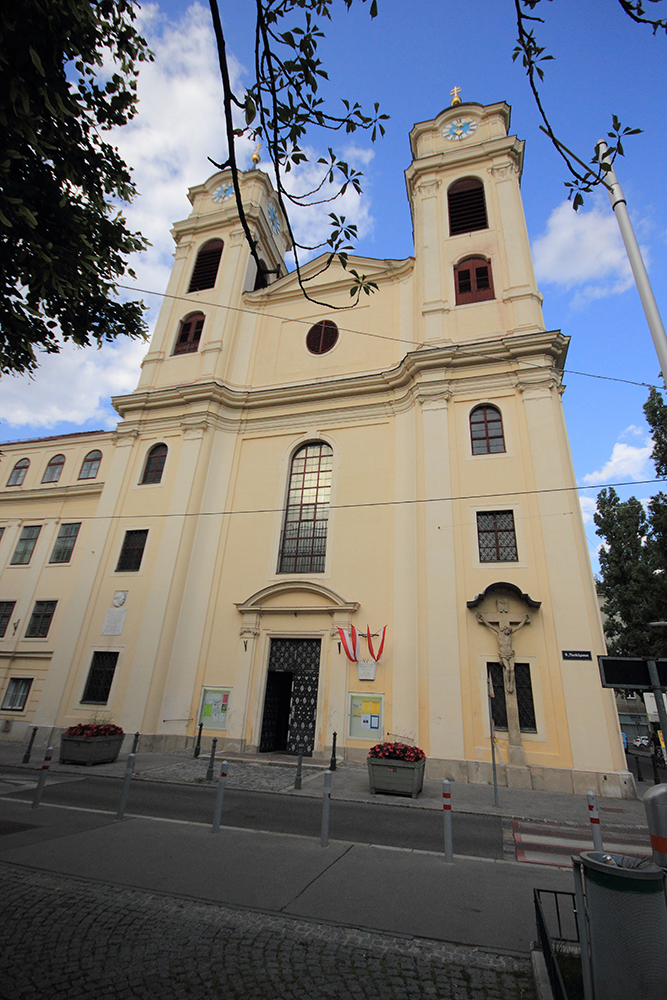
595, 388, 667, 657
64, 723, 124, 737
0, 0, 152, 375
368, 741, 425, 762
208, 0, 386, 306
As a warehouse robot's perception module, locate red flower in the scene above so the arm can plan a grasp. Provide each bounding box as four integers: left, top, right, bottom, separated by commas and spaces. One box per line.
64, 723, 124, 738
368, 741, 425, 762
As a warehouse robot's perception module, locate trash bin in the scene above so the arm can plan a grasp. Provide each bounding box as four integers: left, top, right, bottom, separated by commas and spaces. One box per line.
579, 851, 667, 1000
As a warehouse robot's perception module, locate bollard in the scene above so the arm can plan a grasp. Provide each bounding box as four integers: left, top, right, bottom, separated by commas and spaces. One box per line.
294, 751, 303, 790
587, 790, 604, 853
635, 753, 644, 783
644, 783, 667, 867
115, 753, 136, 821
651, 753, 661, 785
131, 731, 141, 755
443, 779, 453, 863
22, 726, 38, 765
206, 737, 218, 781
31, 746, 53, 809
194, 722, 203, 759
212, 761, 228, 833
329, 731, 337, 771
320, 770, 332, 847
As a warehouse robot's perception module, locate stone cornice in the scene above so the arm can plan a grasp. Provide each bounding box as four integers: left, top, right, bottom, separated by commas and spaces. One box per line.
245, 254, 414, 305
111, 330, 569, 424
405, 135, 525, 198
0, 482, 104, 505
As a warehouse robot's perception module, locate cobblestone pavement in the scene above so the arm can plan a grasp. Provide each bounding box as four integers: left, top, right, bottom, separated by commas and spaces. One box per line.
0, 863, 535, 1000
136, 758, 324, 791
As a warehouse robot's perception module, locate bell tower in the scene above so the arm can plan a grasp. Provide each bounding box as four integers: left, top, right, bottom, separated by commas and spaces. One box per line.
136, 167, 291, 392
405, 97, 544, 344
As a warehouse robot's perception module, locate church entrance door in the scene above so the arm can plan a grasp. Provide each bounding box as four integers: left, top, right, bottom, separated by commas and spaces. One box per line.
259, 638, 321, 756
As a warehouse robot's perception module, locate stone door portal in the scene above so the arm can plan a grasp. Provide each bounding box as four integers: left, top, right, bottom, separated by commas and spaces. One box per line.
259, 638, 321, 755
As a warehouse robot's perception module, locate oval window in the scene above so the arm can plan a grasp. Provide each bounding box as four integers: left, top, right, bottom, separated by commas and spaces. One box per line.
306, 320, 338, 355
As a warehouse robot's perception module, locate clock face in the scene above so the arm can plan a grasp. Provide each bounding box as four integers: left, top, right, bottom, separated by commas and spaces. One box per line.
212, 184, 233, 203
443, 118, 478, 142
268, 202, 280, 234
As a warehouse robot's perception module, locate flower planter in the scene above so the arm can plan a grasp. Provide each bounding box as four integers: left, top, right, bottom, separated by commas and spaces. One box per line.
59, 733, 125, 766
367, 756, 425, 798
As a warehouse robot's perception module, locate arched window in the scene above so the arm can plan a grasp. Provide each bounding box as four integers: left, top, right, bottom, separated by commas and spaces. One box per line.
454, 256, 495, 305
42, 454, 65, 483
306, 320, 339, 355
141, 444, 168, 485
78, 450, 102, 480
173, 313, 204, 355
448, 177, 487, 236
7, 458, 29, 487
470, 405, 505, 455
187, 239, 223, 292
278, 442, 333, 574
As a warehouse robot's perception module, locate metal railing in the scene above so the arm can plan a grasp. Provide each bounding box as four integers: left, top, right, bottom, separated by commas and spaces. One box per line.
534, 889, 580, 1000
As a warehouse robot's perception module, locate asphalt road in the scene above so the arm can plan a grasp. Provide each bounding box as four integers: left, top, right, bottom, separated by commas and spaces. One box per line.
1, 769, 504, 859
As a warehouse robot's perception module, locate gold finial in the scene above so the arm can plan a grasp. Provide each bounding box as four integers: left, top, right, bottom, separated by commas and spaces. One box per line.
450, 86, 462, 107
251, 143, 262, 167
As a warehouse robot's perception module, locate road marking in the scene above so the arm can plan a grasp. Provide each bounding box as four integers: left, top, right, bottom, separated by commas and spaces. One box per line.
513, 819, 651, 866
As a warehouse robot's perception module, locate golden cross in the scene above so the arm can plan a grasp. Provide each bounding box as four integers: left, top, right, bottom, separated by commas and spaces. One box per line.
450, 86, 462, 106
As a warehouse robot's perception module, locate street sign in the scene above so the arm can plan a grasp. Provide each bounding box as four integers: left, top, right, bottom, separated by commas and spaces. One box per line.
598, 656, 667, 691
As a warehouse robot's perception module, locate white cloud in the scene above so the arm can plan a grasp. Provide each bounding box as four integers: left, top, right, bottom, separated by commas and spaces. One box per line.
580, 427, 654, 485
579, 495, 597, 525
532, 197, 645, 304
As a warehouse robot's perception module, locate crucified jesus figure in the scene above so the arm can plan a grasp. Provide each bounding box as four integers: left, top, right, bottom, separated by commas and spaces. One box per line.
477, 613, 530, 694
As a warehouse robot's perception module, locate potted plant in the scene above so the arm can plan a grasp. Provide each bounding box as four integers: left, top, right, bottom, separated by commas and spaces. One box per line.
367, 741, 426, 798
59, 722, 125, 765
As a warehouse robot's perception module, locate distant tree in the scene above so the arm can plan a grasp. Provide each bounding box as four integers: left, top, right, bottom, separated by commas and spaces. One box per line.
0, 0, 153, 375
595, 386, 667, 656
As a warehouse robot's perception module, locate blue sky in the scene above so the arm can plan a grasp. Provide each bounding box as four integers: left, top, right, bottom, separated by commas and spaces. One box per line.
3, 0, 667, 571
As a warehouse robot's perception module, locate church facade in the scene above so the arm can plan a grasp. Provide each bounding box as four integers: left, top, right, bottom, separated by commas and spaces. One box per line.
0, 100, 632, 797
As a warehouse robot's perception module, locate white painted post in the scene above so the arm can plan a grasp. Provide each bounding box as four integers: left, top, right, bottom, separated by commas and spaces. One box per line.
212, 761, 228, 834
320, 770, 332, 847
31, 746, 53, 809
587, 790, 604, 853
443, 779, 453, 863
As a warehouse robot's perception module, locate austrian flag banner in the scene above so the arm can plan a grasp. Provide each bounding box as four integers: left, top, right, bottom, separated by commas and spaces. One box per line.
367, 625, 387, 662
338, 626, 360, 662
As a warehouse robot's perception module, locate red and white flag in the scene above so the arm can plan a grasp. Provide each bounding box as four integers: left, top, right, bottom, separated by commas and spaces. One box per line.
366, 625, 387, 662
338, 626, 360, 662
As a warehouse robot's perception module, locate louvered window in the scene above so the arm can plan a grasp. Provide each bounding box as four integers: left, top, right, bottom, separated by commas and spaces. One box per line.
306, 320, 339, 355
140, 444, 167, 484
477, 511, 518, 562
7, 459, 29, 487
470, 405, 505, 455
79, 450, 102, 479
188, 240, 223, 292
455, 256, 495, 304
42, 454, 65, 483
278, 443, 333, 574
174, 313, 204, 355
448, 178, 488, 236
81, 651, 119, 704
488, 663, 536, 732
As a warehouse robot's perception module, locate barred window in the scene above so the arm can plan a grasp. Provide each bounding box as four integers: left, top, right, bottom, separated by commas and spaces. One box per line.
79, 450, 102, 480
1, 677, 33, 711
49, 523, 81, 564
487, 663, 536, 732
7, 458, 29, 487
10, 525, 42, 565
470, 405, 505, 455
0, 601, 16, 638
81, 651, 119, 705
278, 442, 333, 574
140, 444, 167, 485
116, 530, 148, 572
188, 239, 223, 292
448, 178, 488, 236
477, 511, 518, 562
42, 454, 65, 483
26, 601, 57, 638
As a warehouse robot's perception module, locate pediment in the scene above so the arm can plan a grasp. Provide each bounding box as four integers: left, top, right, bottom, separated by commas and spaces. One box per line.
466, 582, 541, 610
236, 581, 359, 616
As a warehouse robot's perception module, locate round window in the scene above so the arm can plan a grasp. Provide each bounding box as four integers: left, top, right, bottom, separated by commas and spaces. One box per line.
306, 320, 339, 355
